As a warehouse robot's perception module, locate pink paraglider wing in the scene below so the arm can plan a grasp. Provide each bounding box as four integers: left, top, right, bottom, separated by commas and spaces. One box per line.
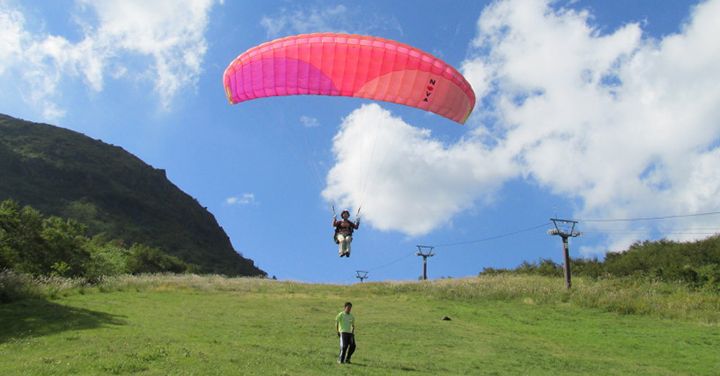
223, 33, 475, 124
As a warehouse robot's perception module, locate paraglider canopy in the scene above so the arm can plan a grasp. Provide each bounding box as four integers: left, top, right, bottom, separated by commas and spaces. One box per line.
223, 33, 476, 124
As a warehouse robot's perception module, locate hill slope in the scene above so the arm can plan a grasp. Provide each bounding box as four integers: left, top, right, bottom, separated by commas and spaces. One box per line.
0, 114, 264, 276
0, 275, 718, 375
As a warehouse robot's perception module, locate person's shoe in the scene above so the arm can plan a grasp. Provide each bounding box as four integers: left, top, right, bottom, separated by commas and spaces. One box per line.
345, 359, 352, 364
337, 359, 343, 364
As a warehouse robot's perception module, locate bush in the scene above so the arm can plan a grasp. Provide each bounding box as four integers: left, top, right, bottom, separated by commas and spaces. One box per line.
1, 200, 195, 282
83, 237, 129, 282
0, 269, 39, 303
0, 200, 91, 276
39, 216, 90, 277
536, 259, 563, 277
126, 244, 189, 274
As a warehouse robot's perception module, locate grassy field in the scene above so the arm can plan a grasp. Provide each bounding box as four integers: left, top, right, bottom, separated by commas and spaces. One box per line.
1, 274, 719, 375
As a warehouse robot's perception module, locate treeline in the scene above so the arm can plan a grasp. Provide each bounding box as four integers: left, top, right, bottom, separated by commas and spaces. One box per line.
481, 236, 720, 290
0, 199, 195, 281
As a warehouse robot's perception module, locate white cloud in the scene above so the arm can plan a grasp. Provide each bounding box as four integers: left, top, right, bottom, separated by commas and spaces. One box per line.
459, 0, 720, 251
324, 0, 720, 251
260, 4, 402, 38
226, 193, 256, 206
0, 0, 219, 120
261, 5, 348, 37
322, 104, 514, 236
0, 5, 23, 75
299, 115, 319, 128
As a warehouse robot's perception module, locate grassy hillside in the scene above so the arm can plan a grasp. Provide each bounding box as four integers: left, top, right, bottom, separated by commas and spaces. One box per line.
0, 114, 263, 277
1, 274, 718, 375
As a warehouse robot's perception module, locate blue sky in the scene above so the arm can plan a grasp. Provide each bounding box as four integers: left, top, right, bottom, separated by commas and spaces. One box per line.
2, 0, 719, 283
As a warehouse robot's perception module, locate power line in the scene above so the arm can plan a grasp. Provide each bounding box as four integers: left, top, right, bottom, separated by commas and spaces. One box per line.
361, 212, 719, 272
366, 250, 417, 272
362, 222, 551, 274
577, 210, 720, 223
582, 230, 719, 235
576, 224, 720, 229
432, 222, 551, 248
355, 209, 720, 281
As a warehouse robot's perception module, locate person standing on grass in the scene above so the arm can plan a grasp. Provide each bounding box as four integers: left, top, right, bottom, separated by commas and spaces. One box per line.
335, 302, 356, 364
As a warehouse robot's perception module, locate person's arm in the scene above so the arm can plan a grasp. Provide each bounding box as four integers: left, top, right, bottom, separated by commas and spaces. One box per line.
335, 314, 340, 336
353, 218, 360, 229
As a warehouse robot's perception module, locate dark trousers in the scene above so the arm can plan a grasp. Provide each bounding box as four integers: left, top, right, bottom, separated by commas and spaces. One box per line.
338, 332, 356, 362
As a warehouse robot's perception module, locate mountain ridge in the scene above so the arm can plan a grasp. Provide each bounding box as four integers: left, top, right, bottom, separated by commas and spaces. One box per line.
0, 113, 265, 277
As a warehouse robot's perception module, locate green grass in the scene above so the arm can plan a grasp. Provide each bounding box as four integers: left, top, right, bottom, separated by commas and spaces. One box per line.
1, 275, 719, 375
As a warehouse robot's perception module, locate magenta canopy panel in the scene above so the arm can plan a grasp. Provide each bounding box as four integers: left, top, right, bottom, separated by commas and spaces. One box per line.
224, 33, 476, 124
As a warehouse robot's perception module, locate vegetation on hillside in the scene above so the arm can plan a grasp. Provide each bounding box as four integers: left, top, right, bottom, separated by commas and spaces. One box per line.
0, 114, 264, 276
482, 236, 720, 291
0, 199, 195, 303
3, 272, 719, 323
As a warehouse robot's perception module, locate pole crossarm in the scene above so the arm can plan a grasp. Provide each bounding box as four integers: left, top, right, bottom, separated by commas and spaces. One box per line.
549, 218, 581, 238
416, 245, 435, 257
355, 270, 369, 282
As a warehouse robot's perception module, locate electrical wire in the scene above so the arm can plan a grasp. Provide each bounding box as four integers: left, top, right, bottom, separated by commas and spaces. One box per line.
581, 230, 719, 235
366, 249, 418, 272
432, 222, 552, 248
576, 210, 720, 223
358, 210, 720, 277
362, 222, 551, 275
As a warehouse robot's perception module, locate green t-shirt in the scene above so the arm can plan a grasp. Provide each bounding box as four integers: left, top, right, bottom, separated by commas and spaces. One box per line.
336, 311, 355, 333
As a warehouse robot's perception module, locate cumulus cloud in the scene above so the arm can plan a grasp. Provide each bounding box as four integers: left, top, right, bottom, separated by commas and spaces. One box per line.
226, 193, 256, 206
322, 104, 514, 236
324, 0, 720, 251
0, 0, 219, 119
461, 0, 720, 252
260, 4, 402, 38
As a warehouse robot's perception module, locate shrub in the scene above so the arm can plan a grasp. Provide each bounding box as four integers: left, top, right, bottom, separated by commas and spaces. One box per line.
83, 239, 129, 282
0, 269, 39, 303
126, 244, 189, 274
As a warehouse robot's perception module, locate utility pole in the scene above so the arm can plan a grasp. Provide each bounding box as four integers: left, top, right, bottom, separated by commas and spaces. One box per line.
416, 245, 435, 280
548, 218, 581, 289
355, 270, 369, 283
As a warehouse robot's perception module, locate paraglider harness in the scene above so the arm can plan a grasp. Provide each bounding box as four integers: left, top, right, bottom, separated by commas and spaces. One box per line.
333, 224, 355, 244
333, 207, 360, 244
333, 228, 342, 244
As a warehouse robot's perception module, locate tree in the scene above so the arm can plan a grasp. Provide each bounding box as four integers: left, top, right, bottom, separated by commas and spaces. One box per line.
0, 200, 22, 270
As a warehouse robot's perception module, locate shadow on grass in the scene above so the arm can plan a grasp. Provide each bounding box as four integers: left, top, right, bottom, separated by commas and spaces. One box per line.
0, 298, 125, 343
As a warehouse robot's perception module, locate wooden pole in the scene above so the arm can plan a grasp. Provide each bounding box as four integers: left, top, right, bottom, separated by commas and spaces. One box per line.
549, 219, 581, 289
416, 245, 435, 281
562, 235, 571, 289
